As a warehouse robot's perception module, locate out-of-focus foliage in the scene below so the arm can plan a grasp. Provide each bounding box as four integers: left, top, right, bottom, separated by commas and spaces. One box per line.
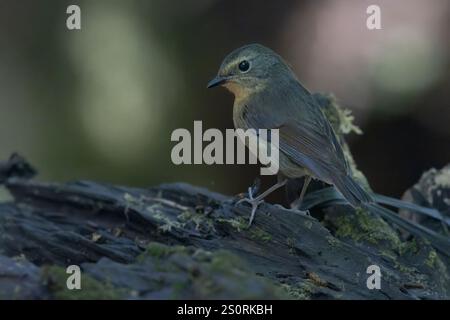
0, 0, 449, 200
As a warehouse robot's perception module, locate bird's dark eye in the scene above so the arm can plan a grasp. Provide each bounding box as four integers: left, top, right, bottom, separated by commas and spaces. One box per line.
238, 60, 250, 72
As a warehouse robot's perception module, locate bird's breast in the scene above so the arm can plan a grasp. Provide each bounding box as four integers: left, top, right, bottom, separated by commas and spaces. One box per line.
232, 101, 251, 130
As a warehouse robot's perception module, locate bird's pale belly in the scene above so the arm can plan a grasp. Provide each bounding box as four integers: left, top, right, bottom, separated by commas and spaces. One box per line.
279, 152, 309, 178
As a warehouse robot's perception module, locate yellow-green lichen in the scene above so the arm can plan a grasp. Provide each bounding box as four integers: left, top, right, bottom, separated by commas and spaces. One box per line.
434, 167, 450, 188
214, 216, 272, 242
342, 144, 372, 190
423, 250, 449, 285
414, 165, 450, 206
217, 216, 248, 232
423, 249, 448, 279
317, 94, 371, 189
152, 210, 184, 232
304, 220, 313, 229
123, 192, 144, 208
280, 281, 316, 300
425, 250, 438, 268
319, 93, 362, 136
326, 235, 341, 247
178, 210, 216, 233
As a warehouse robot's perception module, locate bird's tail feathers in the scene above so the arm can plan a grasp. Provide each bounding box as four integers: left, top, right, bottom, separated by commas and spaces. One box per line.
333, 173, 373, 207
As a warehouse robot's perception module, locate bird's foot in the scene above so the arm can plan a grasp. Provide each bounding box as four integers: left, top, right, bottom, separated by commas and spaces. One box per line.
273, 203, 310, 216
236, 187, 265, 227
292, 208, 311, 216
290, 201, 310, 216
289, 198, 302, 210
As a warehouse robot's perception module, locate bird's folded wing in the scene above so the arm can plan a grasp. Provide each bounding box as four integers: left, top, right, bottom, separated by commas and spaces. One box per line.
277, 120, 349, 180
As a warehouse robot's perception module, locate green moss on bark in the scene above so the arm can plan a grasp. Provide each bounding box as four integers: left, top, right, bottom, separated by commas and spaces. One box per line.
42, 266, 126, 300
335, 208, 402, 249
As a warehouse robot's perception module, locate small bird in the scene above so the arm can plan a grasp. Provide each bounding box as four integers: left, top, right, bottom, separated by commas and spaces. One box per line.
207, 44, 373, 226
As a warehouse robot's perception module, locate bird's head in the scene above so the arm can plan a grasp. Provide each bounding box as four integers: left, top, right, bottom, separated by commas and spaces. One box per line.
207, 44, 291, 99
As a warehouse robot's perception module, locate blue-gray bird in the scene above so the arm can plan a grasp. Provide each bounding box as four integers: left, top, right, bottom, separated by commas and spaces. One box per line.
207, 44, 373, 225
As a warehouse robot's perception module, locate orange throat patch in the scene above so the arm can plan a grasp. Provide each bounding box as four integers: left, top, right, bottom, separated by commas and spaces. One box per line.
223, 82, 252, 104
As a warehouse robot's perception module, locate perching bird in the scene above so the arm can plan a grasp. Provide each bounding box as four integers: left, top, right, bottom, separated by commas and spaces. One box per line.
207, 43, 373, 226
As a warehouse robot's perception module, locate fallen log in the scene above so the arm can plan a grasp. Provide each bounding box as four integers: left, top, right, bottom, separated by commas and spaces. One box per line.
0, 154, 449, 299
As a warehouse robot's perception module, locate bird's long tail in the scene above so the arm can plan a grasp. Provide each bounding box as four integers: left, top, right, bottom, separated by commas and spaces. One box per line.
333, 173, 373, 207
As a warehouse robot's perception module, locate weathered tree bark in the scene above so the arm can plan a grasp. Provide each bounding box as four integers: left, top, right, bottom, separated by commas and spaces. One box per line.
0, 153, 449, 300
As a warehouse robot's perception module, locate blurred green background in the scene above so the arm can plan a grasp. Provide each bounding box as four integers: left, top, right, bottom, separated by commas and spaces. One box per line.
0, 0, 449, 200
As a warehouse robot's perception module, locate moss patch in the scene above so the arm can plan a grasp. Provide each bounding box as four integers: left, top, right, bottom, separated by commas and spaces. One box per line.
216, 217, 272, 242
136, 242, 288, 299
424, 249, 448, 279
249, 227, 272, 242
425, 250, 438, 268
137, 241, 189, 261
335, 208, 402, 250
42, 266, 125, 300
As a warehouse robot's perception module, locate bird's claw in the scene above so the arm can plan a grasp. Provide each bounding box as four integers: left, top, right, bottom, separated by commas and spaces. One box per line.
236, 187, 264, 227
237, 197, 264, 227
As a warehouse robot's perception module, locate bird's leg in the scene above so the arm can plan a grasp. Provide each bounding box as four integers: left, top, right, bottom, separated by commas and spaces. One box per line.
237, 179, 287, 227
290, 175, 312, 210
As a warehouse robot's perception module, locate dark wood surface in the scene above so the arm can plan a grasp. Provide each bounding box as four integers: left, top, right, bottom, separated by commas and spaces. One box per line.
0, 154, 449, 299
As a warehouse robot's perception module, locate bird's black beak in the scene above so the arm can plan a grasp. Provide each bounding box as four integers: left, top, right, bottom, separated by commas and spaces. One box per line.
207, 75, 227, 88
